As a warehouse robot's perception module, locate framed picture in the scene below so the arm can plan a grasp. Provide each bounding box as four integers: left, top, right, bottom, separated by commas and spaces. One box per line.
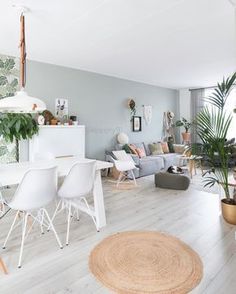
132, 116, 142, 132
55, 98, 68, 119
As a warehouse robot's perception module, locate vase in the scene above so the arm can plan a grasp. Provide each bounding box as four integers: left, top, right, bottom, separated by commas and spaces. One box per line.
221, 199, 236, 225
181, 132, 191, 142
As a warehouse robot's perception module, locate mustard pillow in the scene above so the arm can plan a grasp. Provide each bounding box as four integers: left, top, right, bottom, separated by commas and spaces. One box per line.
148, 143, 164, 155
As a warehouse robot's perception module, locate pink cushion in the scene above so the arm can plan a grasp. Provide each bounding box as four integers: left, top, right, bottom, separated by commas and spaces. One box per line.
136, 147, 146, 158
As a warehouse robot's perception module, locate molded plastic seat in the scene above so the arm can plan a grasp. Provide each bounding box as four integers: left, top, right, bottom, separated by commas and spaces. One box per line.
50, 160, 97, 245
2, 166, 63, 268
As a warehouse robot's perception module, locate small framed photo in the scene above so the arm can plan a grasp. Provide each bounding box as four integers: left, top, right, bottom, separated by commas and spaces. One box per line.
132, 116, 142, 132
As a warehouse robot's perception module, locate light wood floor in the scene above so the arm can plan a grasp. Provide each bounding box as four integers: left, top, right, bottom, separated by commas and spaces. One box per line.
0, 175, 236, 294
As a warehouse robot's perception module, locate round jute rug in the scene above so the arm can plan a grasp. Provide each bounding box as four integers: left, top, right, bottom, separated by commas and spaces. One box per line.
89, 231, 203, 294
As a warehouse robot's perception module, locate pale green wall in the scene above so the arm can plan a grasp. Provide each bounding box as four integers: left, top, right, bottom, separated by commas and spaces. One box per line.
24, 60, 178, 159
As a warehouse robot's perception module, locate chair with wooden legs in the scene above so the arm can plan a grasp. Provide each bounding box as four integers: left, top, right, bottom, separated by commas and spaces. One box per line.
112, 150, 137, 187
0, 258, 8, 274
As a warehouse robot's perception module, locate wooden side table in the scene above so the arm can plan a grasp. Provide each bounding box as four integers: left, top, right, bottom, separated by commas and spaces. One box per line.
179, 155, 203, 179
0, 258, 8, 274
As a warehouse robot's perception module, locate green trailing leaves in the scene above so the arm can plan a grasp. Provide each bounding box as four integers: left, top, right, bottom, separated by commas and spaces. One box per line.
0, 113, 39, 143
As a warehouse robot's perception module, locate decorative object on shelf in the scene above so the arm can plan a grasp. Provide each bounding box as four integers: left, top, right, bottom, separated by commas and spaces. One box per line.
162, 111, 175, 141
175, 117, 192, 142
55, 98, 68, 120
70, 115, 77, 121
50, 118, 58, 125
117, 133, 129, 145
196, 72, 236, 224
70, 115, 78, 125
37, 114, 45, 125
42, 110, 54, 125
142, 105, 152, 125
0, 6, 46, 113
128, 98, 136, 118
132, 116, 142, 132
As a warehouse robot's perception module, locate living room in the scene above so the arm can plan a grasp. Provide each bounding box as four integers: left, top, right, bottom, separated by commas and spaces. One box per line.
0, 1, 236, 293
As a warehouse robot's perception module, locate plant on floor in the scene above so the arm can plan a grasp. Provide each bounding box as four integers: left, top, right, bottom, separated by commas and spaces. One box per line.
196, 72, 236, 222
0, 113, 38, 161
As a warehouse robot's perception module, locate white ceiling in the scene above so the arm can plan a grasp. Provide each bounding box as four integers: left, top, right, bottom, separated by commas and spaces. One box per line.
0, 0, 235, 89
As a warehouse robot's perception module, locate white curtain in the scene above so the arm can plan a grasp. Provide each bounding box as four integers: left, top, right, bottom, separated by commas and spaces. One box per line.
190, 88, 205, 143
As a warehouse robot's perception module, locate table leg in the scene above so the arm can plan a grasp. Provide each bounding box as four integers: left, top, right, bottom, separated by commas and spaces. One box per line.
194, 161, 197, 175
0, 258, 8, 274
93, 170, 106, 230
189, 160, 193, 179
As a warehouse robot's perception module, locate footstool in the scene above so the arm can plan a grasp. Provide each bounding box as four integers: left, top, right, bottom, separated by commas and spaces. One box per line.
155, 172, 190, 190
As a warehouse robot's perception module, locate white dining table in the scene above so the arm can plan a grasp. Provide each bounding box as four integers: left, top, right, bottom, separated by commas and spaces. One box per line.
0, 157, 113, 229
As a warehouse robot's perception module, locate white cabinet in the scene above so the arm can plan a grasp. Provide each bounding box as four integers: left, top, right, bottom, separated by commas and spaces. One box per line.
29, 125, 85, 161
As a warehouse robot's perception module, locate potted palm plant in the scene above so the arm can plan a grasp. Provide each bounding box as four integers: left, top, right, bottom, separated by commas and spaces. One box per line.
196, 72, 236, 224
175, 117, 192, 142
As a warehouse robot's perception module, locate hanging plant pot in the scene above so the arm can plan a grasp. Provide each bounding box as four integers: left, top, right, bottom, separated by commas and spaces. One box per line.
181, 132, 191, 142
221, 199, 236, 225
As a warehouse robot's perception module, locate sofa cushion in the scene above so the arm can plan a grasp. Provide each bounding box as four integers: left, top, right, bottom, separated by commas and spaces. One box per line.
122, 144, 132, 153
168, 141, 175, 153
136, 147, 146, 158
143, 142, 151, 156
139, 156, 164, 177
128, 144, 139, 155
149, 143, 164, 155
161, 142, 169, 153
156, 153, 180, 170
173, 144, 185, 154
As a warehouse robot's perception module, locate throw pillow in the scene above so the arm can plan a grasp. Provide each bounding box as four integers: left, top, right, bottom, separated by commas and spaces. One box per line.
122, 144, 132, 154
167, 141, 175, 153
173, 144, 185, 154
149, 143, 164, 155
128, 144, 139, 156
136, 147, 146, 158
161, 142, 169, 153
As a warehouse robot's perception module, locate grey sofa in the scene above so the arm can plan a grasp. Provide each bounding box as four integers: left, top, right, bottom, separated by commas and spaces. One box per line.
106, 142, 184, 178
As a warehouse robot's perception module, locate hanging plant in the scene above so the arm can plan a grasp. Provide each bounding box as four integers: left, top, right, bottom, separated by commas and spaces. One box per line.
0, 113, 38, 142
128, 98, 136, 119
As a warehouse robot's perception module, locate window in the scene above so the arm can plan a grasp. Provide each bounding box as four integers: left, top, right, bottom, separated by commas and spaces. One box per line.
204, 88, 236, 139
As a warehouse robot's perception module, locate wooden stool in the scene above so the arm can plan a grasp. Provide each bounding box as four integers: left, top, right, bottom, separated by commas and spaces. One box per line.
0, 257, 8, 274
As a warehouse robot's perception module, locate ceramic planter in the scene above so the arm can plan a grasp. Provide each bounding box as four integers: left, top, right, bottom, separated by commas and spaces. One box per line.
221, 199, 236, 225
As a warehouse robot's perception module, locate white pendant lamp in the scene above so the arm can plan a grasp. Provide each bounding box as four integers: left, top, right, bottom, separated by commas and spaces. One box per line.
0, 7, 46, 113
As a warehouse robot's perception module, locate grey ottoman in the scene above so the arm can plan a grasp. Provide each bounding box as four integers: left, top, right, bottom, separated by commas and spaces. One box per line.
155, 172, 190, 190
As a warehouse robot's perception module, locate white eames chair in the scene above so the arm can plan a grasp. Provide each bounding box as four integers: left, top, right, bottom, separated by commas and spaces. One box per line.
2, 166, 63, 268
112, 150, 137, 187
49, 160, 97, 245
